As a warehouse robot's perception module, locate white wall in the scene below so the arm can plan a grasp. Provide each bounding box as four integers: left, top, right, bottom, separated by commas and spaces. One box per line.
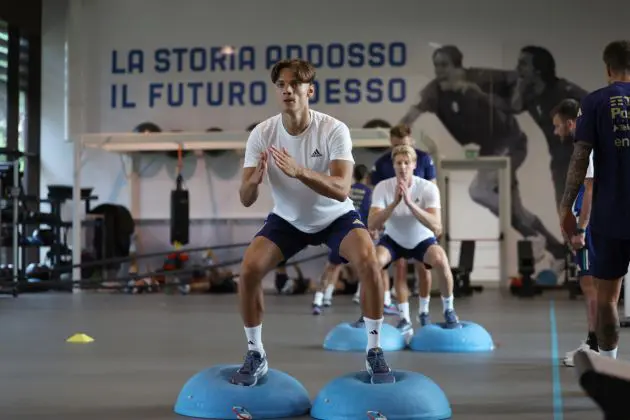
41, 0, 630, 283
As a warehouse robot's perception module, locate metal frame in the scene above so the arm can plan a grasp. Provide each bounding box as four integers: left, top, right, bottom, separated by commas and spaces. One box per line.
0, 160, 21, 287
438, 157, 512, 286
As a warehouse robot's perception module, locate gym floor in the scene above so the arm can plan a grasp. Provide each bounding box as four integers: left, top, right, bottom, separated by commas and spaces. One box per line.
0, 289, 614, 419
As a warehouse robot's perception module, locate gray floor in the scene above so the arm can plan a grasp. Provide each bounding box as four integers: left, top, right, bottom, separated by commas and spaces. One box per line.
0, 289, 616, 419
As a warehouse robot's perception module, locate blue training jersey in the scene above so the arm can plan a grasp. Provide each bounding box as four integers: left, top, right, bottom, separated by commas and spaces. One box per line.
350, 182, 371, 225
575, 82, 630, 238
370, 148, 436, 186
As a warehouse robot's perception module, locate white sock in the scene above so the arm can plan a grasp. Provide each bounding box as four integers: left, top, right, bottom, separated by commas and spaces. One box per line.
599, 347, 618, 359
244, 325, 264, 355
398, 302, 410, 322
384, 290, 392, 306
313, 291, 324, 306
419, 297, 430, 314
324, 284, 335, 300
354, 283, 361, 297
364, 317, 383, 351
441, 295, 454, 312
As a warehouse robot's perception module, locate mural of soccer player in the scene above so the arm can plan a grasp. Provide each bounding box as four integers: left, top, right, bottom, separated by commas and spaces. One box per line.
399, 45, 567, 264
460, 46, 588, 271
454, 46, 588, 210
512, 46, 588, 208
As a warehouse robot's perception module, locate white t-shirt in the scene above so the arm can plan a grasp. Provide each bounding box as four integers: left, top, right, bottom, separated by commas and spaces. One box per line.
371, 176, 441, 249
243, 110, 356, 233
585, 151, 594, 179
573, 151, 594, 217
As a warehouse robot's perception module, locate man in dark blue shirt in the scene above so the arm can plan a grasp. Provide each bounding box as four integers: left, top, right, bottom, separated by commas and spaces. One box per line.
369, 124, 436, 316
560, 40, 630, 361
371, 125, 436, 186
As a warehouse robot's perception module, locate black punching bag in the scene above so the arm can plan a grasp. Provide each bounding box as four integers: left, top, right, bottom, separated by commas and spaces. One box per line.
170, 147, 190, 246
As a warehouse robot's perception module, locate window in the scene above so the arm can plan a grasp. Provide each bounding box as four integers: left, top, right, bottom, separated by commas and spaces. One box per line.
0, 21, 29, 170
0, 21, 7, 150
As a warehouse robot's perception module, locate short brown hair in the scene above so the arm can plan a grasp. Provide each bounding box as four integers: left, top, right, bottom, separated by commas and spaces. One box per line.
603, 40, 630, 74
551, 98, 580, 120
391, 145, 417, 162
270, 59, 316, 84
389, 124, 411, 139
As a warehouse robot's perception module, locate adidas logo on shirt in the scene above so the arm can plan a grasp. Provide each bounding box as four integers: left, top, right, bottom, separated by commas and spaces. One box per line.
311, 149, 323, 157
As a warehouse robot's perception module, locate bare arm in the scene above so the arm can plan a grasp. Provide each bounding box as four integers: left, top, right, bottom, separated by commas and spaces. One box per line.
510, 78, 527, 113
400, 106, 424, 127
240, 130, 266, 207
559, 141, 593, 217
577, 178, 593, 230
239, 167, 259, 207
368, 204, 398, 231
407, 204, 442, 236
399, 80, 439, 126
296, 160, 352, 202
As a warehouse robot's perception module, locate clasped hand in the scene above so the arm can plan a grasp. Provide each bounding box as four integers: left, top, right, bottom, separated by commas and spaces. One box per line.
248, 151, 268, 185
394, 179, 412, 206
248, 147, 303, 185
559, 207, 584, 253
269, 146, 302, 178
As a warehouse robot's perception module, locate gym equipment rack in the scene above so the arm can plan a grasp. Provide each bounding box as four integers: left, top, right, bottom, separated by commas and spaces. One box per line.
0, 157, 98, 296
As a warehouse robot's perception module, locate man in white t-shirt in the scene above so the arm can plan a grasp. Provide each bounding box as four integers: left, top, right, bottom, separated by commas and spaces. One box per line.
232, 58, 394, 387
369, 145, 461, 340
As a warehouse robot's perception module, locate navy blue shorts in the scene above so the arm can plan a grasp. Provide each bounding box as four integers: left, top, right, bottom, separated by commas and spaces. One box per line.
256, 211, 367, 266
573, 228, 593, 277
377, 235, 438, 269
328, 251, 344, 265
590, 230, 630, 280
327, 236, 379, 265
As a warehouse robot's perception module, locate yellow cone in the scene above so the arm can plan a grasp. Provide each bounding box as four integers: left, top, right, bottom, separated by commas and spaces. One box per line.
66, 333, 94, 343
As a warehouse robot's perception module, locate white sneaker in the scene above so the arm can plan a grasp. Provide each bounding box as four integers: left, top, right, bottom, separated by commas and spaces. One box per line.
563, 342, 598, 367
352, 293, 360, 304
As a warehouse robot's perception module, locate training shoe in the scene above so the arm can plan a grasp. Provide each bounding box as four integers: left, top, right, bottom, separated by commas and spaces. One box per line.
396, 318, 414, 342
366, 347, 395, 384
230, 350, 268, 387
418, 312, 431, 327
312, 304, 322, 315
563, 342, 599, 367
444, 309, 461, 329
384, 303, 398, 316
323, 298, 332, 307
352, 293, 361, 304
350, 315, 365, 328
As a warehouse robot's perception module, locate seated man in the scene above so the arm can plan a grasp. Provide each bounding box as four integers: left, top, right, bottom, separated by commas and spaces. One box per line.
368, 145, 460, 339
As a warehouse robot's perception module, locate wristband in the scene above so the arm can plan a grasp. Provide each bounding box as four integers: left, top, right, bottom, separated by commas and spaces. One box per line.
575, 228, 586, 234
